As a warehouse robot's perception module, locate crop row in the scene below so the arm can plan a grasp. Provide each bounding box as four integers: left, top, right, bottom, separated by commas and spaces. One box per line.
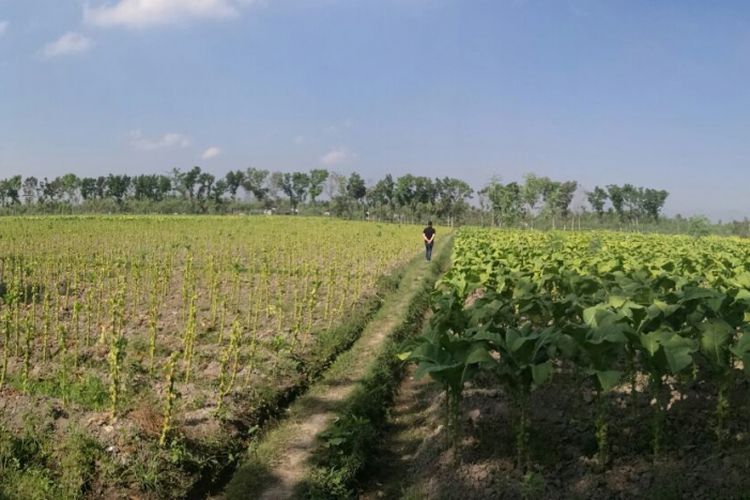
406, 228, 750, 467
0, 216, 422, 497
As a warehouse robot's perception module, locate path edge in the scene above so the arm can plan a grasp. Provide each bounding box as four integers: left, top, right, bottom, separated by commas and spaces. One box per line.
299, 237, 453, 498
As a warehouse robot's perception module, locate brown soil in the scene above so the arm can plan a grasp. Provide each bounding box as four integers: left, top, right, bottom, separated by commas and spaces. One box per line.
361, 367, 750, 500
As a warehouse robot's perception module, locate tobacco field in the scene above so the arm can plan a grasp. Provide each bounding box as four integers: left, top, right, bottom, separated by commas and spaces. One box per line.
404, 228, 750, 498
0, 216, 422, 499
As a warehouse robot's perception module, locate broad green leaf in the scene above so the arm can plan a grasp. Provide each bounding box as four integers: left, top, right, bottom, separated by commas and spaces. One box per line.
699, 319, 732, 367
465, 345, 494, 365
593, 370, 623, 392
734, 289, 750, 303
733, 272, 750, 289
530, 360, 553, 386
608, 295, 628, 308
661, 333, 697, 374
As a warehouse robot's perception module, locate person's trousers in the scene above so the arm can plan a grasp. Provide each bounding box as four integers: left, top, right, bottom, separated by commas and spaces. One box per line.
425, 242, 433, 261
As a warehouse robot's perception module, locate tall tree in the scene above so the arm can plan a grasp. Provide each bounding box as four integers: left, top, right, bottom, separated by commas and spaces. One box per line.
275, 172, 296, 208
41, 177, 63, 203
291, 172, 310, 206
368, 174, 396, 212
586, 186, 608, 218
209, 179, 228, 209
106, 175, 131, 204
435, 177, 473, 222
621, 184, 643, 221
394, 174, 416, 210
60, 173, 80, 203
308, 169, 329, 204
346, 172, 367, 205
133, 175, 158, 201
224, 170, 245, 200
641, 188, 669, 222
95, 177, 107, 199
195, 172, 216, 212
243, 168, 270, 203
482, 179, 522, 227
522, 173, 548, 217
22, 176, 38, 205
1, 175, 22, 206
80, 177, 98, 201
555, 180, 578, 217
606, 184, 625, 220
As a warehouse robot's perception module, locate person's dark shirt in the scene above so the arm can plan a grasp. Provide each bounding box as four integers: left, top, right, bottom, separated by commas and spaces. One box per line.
423, 226, 436, 240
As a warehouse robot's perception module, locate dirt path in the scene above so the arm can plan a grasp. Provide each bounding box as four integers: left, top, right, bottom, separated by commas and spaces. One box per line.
223, 238, 452, 499
359, 363, 444, 500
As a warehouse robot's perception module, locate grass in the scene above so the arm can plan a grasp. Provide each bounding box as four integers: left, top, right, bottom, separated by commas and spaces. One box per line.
223, 236, 453, 499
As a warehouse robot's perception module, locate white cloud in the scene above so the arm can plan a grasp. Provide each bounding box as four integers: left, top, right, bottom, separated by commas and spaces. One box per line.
202, 146, 221, 159
84, 0, 257, 28
0, 21, 8, 36
130, 130, 191, 150
41, 32, 93, 58
319, 147, 353, 166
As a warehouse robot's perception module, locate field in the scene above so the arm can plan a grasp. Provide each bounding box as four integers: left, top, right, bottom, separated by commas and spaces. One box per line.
0, 216, 423, 499
6, 219, 750, 499
397, 228, 750, 498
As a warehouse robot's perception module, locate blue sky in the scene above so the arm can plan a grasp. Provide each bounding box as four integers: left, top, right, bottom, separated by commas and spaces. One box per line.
1, 0, 749, 219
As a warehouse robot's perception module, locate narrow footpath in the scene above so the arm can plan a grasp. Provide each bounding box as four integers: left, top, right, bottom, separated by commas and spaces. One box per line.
221, 237, 453, 499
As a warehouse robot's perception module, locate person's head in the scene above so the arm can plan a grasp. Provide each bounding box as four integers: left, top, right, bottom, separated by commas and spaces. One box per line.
427, 221, 432, 226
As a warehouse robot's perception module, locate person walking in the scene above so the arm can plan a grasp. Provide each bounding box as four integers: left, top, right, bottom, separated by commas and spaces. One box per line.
423, 221, 436, 261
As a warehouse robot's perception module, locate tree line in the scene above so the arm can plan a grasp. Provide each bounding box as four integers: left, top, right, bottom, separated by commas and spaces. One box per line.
0, 167, 670, 227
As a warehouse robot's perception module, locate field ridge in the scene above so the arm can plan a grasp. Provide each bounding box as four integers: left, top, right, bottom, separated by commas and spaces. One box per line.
223, 236, 453, 499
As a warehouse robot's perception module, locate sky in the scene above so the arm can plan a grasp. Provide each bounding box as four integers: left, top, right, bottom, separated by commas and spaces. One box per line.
1, 0, 750, 220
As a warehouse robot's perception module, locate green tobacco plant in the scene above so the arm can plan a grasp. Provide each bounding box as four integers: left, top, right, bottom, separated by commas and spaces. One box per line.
697, 319, 734, 445
460, 287, 559, 469
401, 291, 492, 447
565, 305, 631, 465
473, 320, 558, 470
636, 326, 697, 458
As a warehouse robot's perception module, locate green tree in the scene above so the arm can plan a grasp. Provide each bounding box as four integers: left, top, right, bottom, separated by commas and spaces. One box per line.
346, 172, 367, 205
482, 178, 523, 227
0, 175, 22, 206
308, 169, 329, 204
133, 175, 161, 201
522, 173, 548, 217
435, 177, 473, 223
621, 183, 643, 222
106, 175, 131, 205
555, 180, 578, 217
368, 174, 396, 214
586, 186, 608, 218
22, 176, 38, 205
275, 172, 296, 208
195, 172, 216, 212
41, 177, 63, 203
243, 168, 270, 203
394, 174, 416, 213
80, 177, 98, 201
291, 172, 310, 206
224, 170, 245, 200
641, 188, 669, 222
60, 173, 80, 204
606, 185, 625, 220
